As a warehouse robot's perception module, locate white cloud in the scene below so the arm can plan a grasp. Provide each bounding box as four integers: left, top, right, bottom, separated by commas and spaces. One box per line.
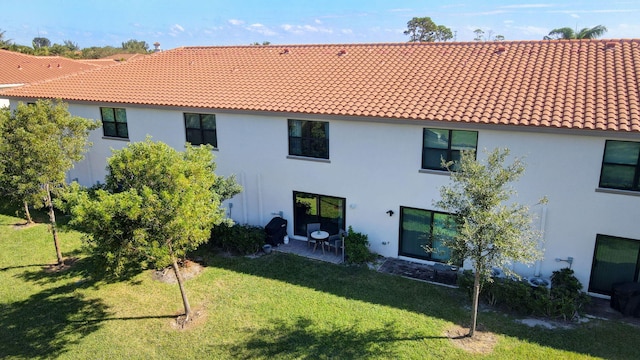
281, 23, 333, 35
171, 24, 184, 32
248, 23, 276, 36
500, 4, 554, 9
228, 19, 244, 26
314, 19, 322, 25
341, 29, 353, 35
570, 13, 580, 18
512, 25, 549, 36
504, 20, 514, 24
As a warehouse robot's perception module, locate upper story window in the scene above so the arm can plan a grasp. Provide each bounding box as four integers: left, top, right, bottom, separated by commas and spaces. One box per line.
184, 113, 217, 148
288, 119, 329, 159
599, 140, 640, 191
422, 128, 477, 171
100, 107, 128, 139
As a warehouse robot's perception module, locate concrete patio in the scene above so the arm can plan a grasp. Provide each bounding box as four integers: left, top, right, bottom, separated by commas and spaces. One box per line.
272, 238, 344, 264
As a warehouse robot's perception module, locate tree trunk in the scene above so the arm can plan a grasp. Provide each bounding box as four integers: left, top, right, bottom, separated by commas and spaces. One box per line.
23, 201, 33, 224
170, 248, 192, 322
469, 269, 481, 338
45, 184, 63, 265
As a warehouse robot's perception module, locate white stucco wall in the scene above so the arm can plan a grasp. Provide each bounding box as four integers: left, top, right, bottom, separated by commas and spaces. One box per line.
12, 99, 638, 295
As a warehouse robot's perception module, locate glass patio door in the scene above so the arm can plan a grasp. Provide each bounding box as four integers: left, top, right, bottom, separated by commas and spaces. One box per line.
589, 234, 640, 295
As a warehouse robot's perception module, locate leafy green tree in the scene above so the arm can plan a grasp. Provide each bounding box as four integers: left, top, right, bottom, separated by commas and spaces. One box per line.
32, 37, 51, 49
404, 17, 453, 42
80, 45, 120, 59
0, 100, 99, 265
544, 25, 608, 40
66, 139, 241, 323
434, 148, 544, 337
121, 39, 149, 53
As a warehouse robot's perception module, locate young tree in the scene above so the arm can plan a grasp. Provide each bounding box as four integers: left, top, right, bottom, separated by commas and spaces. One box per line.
66, 139, 241, 323
0, 100, 100, 264
434, 148, 544, 337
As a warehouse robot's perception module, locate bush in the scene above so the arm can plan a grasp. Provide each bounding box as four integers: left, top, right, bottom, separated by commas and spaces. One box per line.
344, 226, 376, 264
457, 267, 590, 321
209, 223, 266, 255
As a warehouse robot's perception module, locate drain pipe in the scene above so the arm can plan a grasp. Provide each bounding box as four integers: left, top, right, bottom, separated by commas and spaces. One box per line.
534, 204, 547, 277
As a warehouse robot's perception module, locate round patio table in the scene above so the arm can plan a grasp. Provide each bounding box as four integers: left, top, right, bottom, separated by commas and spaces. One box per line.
310, 230, 329, 254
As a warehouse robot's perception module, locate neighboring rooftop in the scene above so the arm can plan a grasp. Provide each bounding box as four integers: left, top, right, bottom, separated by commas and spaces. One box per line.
3, 40, 640, 133
0, 49, 105, 86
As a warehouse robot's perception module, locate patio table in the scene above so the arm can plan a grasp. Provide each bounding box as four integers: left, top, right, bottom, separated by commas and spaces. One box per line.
310, 230, 329, 254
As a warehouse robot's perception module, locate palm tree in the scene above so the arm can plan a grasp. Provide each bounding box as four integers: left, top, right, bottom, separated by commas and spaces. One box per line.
544, 25, 607, 40
0, 29, 12, 49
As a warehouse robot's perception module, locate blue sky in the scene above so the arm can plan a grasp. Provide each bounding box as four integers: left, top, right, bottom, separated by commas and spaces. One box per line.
1, 1, 639, 50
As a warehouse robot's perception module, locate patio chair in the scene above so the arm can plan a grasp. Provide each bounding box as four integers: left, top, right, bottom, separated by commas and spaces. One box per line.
328, 229, 347, 256
306, 223, 321, 248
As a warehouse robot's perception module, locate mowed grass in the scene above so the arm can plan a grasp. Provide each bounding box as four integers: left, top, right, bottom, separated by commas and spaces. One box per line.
1, 210, 639, 359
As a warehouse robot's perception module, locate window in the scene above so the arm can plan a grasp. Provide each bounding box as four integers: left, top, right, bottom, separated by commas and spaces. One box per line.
293, 191, 345, 236
184, 113, 217, 147
422, 129, 477, 170
399, 207, 457, 262
100, 107, 128, 138
599, 140, 640, 191
589, 234, 640, 295
288, 119, 329, 159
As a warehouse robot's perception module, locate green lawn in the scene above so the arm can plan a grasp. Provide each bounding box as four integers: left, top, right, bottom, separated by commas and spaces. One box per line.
1, 210, 639, 359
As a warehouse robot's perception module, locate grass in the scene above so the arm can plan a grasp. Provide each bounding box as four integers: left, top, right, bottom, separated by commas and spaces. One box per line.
1, 207, 640, 359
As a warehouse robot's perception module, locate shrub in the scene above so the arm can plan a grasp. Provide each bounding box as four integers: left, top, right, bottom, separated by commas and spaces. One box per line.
457, 267, 589, 321
548, 268, 590, 320
209, 223, 266, 255
344, 226, 376, 264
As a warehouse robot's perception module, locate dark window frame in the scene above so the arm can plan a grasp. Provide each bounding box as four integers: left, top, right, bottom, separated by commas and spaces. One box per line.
292, 191, 345, 237
100, 107, 128, 139
398, 206, 458, 263
422, 128, 478, 171
288, 119, 329, 159
599, 140, 640, 192
184, 113, 217, 148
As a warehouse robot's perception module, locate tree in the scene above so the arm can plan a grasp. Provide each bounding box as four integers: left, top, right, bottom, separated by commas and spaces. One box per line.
404, 17, 453, 42
32, 37, 51, 49
0, 29, 12, 49
121, 39, 149, 53
0, 100, 99, 265
433, 148, 544, 337
544, 25, 608, 40
66, 139, 241, 323
473, 29, 485, 41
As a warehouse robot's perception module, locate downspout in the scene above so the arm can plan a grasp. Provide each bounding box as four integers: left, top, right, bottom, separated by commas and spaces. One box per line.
534, 204, 547, 277
240, 171, 248, 224
257, 173, 264, 225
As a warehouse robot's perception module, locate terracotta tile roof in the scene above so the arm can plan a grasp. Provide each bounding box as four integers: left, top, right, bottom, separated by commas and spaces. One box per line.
0, 49, 104, 85
3, 40, 640, 133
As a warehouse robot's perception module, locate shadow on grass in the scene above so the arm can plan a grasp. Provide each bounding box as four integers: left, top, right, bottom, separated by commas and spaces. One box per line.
221, 317, 445, 359
206, 251, 640, 359
0, 253, 111, 358
0, 281, 109, 359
